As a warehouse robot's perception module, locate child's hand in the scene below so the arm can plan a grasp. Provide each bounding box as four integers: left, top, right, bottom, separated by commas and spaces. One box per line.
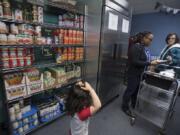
76, 81, 92, 92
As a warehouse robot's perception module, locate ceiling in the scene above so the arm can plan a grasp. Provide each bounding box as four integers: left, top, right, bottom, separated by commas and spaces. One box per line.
129, 0, 180, 14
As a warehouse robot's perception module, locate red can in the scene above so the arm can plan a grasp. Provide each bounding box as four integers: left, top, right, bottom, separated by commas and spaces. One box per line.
9, 58, 18, 68
17, 58, 24, 67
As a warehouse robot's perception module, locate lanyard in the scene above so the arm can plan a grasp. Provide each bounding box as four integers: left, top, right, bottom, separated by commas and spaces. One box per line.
145, 49, 151, 62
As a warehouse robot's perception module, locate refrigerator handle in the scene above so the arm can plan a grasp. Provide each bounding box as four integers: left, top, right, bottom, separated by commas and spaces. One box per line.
113, 43, 118, 60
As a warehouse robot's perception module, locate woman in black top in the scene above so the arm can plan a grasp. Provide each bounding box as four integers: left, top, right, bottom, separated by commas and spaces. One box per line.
122, 31, 159, 116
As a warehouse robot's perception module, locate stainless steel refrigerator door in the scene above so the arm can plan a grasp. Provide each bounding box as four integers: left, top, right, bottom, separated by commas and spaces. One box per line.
98, 5, 130, 104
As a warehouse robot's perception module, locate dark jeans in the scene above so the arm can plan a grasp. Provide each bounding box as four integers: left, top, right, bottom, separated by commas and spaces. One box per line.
122, 74, 141, 110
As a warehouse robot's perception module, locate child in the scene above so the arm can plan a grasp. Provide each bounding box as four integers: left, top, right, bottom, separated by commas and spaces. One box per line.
66, 81, 101, 135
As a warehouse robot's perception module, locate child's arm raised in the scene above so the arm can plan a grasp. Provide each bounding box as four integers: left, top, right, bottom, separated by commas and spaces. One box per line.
79, 82, 102, 115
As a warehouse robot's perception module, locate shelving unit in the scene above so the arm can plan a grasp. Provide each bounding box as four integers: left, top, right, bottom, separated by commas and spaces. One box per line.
0, 0, 87, 135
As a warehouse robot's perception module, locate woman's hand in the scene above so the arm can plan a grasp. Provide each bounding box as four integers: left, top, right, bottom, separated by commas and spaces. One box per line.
150, 60, 160, 65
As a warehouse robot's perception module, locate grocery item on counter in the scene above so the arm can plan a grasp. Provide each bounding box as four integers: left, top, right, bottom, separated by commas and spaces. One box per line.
2, 0, 12, 19
43, 71, 56, 89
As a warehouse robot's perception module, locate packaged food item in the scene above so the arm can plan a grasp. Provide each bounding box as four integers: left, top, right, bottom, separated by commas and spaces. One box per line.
0, 48, 9, 58
18, 127, 23, 134
2, 58, 10, 68
46, 37, 52, 44
14, 9, 23, 21
17, 58, 24, 67
12, 122, 19, 129
10, 24, 19, 34
38, 6, 43, 23
43, 71, 55, 89
24, 57, 32, 66
4, 72, 23, 86
32, 5, 38, 23
18, 24, 26, 34
23, 124, 29, 131
9, 48, 16, 58
17, 48, 26, 57
24, 68, 40, 82
7, 34, 17, 44
58, 15, 63, 26
0, 1, 3, 17
9, 58, 18, 68
16, 34, 23, 44
35, 26, 41, 37
2, 0, 12, 19
0, 34, 7, 44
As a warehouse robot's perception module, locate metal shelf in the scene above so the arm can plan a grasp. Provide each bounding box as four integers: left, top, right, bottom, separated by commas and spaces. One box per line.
27, 0, 45, 6
0, 44, 85, 48
0, 18, 84, 31
7, 77, 82, 104
24, 112, 66, 135
42, 23, 84, 31
0, 17, 42, 26
1, 60, 85, 73
46, 1, 84, 15
138, 95, 170, 110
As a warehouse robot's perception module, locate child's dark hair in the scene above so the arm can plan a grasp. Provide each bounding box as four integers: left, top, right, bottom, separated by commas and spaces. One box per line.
65, 83, 92, 116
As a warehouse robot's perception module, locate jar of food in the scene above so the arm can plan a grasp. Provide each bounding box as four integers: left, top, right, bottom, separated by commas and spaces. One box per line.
35, 26, 41, 37
0, 48, 9, 58
17, 58, 24, 67
46, 37, 52, 44
24, 57, 32, 66
9, 59, 18, 68
9, 48, 16, 58
17, 48, 25, 57
16, 112, 22, 120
